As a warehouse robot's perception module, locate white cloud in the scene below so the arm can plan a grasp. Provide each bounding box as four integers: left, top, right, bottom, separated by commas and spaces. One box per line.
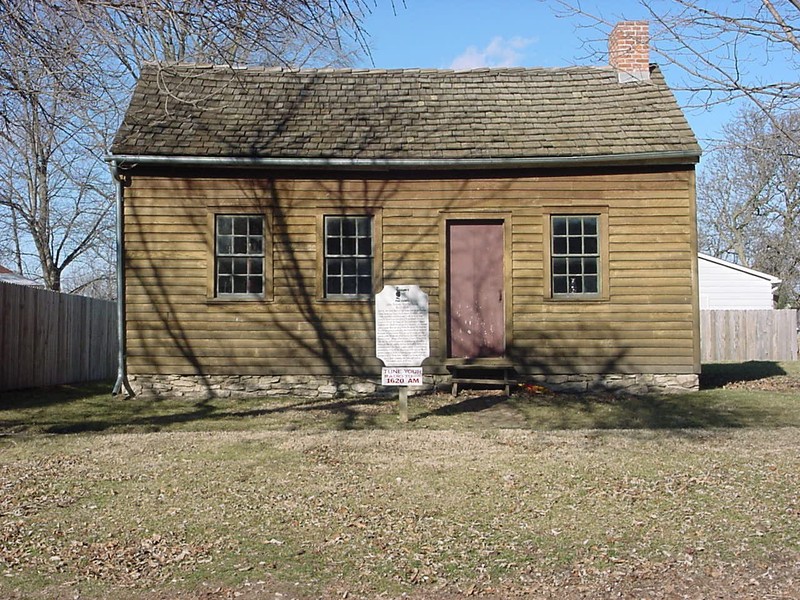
449, 36, 535, 70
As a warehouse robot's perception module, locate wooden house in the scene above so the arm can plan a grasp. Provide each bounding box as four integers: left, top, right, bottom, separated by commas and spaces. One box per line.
109, 21, 702, 398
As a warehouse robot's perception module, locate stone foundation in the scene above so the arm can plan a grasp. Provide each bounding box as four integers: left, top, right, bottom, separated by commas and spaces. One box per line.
128, 372, 698, 399
526, 373, 699, 395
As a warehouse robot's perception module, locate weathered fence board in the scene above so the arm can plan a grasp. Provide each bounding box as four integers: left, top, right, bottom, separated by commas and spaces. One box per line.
700, 309, 798, 362
0, 282, 117, 391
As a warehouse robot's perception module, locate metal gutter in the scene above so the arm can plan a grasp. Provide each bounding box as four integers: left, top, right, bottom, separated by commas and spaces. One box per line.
109, 160, 136, 397
105, 150, 700, 170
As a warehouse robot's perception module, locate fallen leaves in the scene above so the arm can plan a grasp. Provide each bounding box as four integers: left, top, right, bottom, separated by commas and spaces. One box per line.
1, 428, 799, 599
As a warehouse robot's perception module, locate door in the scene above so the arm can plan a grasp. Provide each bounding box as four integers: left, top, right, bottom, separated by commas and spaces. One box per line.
447, 220, 505, 358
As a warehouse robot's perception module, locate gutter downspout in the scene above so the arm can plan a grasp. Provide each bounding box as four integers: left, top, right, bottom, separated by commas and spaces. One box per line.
110, 160, 135, 397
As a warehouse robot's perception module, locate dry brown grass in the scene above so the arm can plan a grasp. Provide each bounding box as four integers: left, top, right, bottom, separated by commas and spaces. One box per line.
2, 362, 799, 598
2, 426, 799, 599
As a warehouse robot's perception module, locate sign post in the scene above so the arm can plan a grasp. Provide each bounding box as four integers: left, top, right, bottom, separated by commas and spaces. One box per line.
375, 285, 430, 422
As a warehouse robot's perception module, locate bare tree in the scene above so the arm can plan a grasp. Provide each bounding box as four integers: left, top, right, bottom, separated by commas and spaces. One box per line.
698, 108, 800, 307
0, 4, 112, 290
551, 0, 800, 140
0, 0, 371, 294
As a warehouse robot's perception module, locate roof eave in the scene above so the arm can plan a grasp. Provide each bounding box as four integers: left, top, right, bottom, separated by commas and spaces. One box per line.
105, 150, 700, 171
698, 253, 782, 284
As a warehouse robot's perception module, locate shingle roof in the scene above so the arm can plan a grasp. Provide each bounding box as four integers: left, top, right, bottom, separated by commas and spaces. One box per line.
111, 63, 700, 163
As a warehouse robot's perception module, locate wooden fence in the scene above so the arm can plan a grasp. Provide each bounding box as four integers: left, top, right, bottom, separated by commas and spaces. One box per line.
700, 309, 798, 363
0, 281, 117, 391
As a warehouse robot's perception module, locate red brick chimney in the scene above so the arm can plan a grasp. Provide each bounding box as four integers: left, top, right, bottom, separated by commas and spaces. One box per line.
609, 21, 650, 82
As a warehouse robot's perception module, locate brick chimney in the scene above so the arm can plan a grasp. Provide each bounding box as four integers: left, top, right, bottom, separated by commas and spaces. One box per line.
609, 21, 650, 83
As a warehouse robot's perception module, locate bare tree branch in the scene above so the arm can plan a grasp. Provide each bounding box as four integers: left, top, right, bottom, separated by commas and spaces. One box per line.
0, 0, 372, 294
698, 108, 800, 307
550, 0, 800, 142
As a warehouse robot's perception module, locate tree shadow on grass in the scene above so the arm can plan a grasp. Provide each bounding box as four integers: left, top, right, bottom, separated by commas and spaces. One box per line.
516, 392, 746, 430
0, 381, 114, 411
1, 384, 398, 435
411, 380, 786, 430
700, 361, 786, 390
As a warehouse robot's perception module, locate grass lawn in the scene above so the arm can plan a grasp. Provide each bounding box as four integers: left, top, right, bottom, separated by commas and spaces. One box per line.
1, 361, 799, 599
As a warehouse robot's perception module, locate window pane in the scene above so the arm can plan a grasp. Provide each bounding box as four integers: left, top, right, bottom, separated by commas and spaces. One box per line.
584, 257, 597, 274
357, 276, 372, 295
233, 236, 247, 254
342, 258, 357, 275
234, 258, 248, 274
552, 217, 567, 236
249, 217, 263, 236
218, 237, 232, 255
357, 238, 371, 255
568, 217, 583, 235
553, 257, 567, 275
328, 238, 342, 256
326, 217, 341, 236
233, 217, 247, 235
218, 276, 232, 294
233, 277, 247, 293
583, 218, 597, 235
343, 219, 356, 236
356, 217, 371, 236
250, 258, 263, 275
584, 237, 598, 254
327, 259, 341, 275
248, 276, 263, 294
249, 237, 263, 254
568, 237, 582, 254
342, 238, 356, 255
553, 276, 568, 294
357, 258, 371, 276
553, 237, 567, 255
218, 217, 232, 235
584, 276, 598, 293
343, 277, 357, 294
569, 257, 583, 274
327, 276, 341, 295
218, 258, 232, 274
568, 276, 582, 293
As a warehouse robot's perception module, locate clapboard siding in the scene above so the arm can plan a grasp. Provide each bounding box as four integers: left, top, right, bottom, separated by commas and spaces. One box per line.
124, 166, 698, 378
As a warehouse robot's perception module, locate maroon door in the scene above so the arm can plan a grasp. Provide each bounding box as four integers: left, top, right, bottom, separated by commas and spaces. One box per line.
447, 221, 505, 358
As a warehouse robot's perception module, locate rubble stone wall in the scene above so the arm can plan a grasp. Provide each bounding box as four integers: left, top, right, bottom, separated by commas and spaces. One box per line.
128, 372, 699, 399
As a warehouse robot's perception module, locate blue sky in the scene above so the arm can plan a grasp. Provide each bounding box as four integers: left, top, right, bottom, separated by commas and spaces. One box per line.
356, 0, 757, 154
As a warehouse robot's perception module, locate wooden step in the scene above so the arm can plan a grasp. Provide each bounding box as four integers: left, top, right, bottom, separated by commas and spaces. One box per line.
448, 365, 518, 397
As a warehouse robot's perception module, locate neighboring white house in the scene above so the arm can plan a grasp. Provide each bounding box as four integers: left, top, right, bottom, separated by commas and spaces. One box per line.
698, 253, 781, 309
0, 265, 43, 288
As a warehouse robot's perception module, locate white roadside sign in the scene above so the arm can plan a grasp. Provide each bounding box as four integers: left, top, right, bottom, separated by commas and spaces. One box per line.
375, 284, 430, 369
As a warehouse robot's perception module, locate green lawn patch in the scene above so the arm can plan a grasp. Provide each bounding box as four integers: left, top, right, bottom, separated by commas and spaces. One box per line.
2, 361, 799, 435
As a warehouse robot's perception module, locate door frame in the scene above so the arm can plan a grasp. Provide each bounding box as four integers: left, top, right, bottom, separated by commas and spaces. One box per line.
439, 211, 513, 363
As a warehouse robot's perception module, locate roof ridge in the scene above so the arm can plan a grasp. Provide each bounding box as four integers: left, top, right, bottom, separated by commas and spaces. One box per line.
140, 62, 627, 75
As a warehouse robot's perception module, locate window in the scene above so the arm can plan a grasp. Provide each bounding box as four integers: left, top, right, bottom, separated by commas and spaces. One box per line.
551, 215, 600, 297
324, 215, 373, 297
215, 214, 265, 298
